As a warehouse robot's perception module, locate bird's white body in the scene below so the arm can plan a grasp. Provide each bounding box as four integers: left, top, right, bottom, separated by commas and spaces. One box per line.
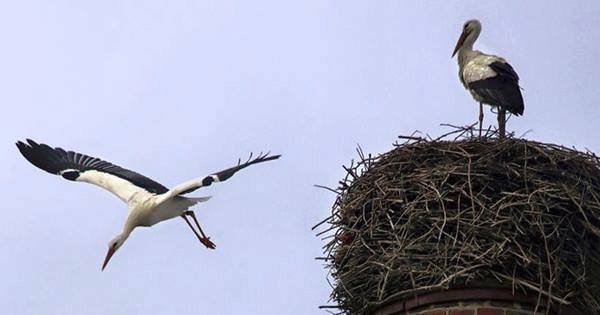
128, 194, 209, 227
77, 170, 209, 228
458, 51, 506, 91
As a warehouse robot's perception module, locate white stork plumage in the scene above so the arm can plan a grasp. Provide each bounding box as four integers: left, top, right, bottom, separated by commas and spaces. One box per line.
16, 139, 280, 270
452, 19, 524, 138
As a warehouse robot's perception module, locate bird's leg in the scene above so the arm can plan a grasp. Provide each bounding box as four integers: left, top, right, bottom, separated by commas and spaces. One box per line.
181, 213, 216, 249
184, 210, 216, 249
478, 102, 484, 139
497, 107, 507, 139
181, 215, 206, 247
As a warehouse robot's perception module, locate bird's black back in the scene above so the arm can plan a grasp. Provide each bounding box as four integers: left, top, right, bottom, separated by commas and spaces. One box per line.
468, 61, 524, 116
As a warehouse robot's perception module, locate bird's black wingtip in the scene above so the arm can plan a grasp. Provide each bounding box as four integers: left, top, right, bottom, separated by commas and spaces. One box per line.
15, 140, 30, 153
16, 139, 44, 153
510, 104, 524, 116
259, 154, 281, 163
17, 137, 34, 148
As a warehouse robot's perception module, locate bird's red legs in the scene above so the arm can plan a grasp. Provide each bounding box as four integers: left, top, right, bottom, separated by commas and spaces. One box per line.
181, 212, 216, 249
497, 107, 506, 139
181, 215, 208, 248
186, 211, 215, 249
478, 102, 484, 139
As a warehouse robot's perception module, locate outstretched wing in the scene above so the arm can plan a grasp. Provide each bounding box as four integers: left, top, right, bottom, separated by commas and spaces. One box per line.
156, 152, 281, 204
16, 139, 168, 203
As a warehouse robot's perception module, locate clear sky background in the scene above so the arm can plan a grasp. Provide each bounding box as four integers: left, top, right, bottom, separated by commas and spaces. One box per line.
1, 1, 599, 314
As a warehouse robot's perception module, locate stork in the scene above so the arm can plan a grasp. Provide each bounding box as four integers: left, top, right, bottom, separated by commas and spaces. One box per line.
452, 19, 524, 138
16, 139, 280, 270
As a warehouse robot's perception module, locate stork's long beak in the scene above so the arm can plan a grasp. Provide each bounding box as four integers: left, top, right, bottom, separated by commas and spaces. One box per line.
101, 244, 117, 271
452, 29, 469, 57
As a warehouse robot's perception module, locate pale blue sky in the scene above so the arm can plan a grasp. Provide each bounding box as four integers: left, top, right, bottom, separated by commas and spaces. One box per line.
1, 1, 599, 314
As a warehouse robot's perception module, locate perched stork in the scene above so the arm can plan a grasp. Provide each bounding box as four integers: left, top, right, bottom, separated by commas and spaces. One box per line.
16, 139, 280, 270
452, 19, 524, 138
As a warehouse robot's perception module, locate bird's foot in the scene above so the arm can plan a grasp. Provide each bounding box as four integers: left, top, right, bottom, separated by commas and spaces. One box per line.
200, 237, 216, 249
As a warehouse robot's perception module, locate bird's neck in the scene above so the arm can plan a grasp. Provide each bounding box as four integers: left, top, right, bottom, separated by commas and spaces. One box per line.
123, 205, 148, 233
457, 47, 476, 68
122, 212, 139, 237
460, 40, 474, 53
119, 226, 133, 242
457, 31, 479, 67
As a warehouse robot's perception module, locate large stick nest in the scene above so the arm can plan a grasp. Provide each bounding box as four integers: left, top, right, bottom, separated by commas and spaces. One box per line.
317, 131, 600, 314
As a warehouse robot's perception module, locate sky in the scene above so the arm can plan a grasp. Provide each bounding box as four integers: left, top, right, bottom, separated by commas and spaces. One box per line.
1, 1, 599, 314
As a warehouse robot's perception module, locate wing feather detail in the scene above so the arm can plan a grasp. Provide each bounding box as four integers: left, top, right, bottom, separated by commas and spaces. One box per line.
156, 152, 281, 204
16, 139, 169, 203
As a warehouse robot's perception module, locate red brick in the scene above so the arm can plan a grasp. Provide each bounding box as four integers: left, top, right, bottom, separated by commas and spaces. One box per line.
420, 310, 446, 315
477, 308, 505, 315
448, 310, 475, 315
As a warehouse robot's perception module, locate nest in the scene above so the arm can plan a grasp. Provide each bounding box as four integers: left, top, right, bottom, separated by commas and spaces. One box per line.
316, 130, 600, 314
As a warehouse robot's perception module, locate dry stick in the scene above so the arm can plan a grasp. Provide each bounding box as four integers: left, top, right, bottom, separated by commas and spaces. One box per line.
537, 219, 554, 314
314, 184, 340, 195
495, 273, 570, 305
312, 215, 333, 231
456, 145, 478, 220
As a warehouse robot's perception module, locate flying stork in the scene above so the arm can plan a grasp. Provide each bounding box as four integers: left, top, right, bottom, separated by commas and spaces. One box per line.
16, 139, 280, 270
452, 19, 524, 138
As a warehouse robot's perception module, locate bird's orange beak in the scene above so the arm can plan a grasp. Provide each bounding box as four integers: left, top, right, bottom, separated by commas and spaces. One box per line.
101, 244, 117, 271
452, 29, 469, 57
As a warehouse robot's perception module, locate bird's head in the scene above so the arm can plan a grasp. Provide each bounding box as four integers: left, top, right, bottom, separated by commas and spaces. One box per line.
452, 19, 482, 57
101, 233, 128, 271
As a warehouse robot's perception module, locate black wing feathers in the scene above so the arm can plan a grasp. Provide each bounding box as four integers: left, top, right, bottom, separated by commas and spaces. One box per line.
212, 152, 281, 183
178, 152, 281, 195
468, 61, 524, 116
16, 139, 169, 194
489, 61, 519, 81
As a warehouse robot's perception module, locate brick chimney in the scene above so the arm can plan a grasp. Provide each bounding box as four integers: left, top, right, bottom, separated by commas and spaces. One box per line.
373, 288, 580, 315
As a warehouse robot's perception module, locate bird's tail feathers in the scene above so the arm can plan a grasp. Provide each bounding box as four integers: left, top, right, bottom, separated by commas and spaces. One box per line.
187, 196, 212, 206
